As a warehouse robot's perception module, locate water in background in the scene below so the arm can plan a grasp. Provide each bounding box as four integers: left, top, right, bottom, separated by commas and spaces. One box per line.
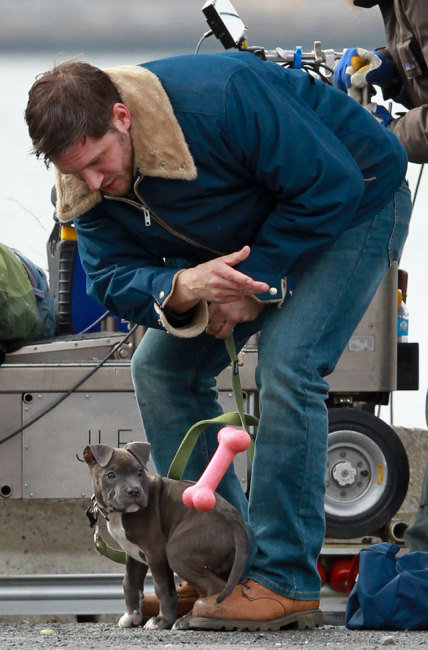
0, 51, 426, 429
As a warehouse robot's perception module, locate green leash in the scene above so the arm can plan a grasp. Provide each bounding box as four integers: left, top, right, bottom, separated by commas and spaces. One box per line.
94, 534, 127, 565
91, 333, 258, 563
167, 412, 257, 480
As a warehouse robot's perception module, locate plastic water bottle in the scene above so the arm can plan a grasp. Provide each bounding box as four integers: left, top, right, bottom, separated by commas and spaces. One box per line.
397, 289, 409, 342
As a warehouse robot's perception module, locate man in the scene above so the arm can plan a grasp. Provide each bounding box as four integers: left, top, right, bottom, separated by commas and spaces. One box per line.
25, 51, 411, 630
334, 0, 428, 552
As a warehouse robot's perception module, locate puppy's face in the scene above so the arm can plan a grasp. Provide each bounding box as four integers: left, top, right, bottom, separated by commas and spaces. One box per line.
84, 443, 150, 514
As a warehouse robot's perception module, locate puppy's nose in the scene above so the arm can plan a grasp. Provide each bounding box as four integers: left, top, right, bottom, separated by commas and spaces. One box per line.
126, 487, 140, 497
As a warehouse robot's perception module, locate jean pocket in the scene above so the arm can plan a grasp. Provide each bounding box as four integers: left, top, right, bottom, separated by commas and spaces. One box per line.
387, 182, 412, 266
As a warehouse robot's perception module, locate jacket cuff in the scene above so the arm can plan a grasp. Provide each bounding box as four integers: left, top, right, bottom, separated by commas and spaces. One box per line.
251, 277, 288, 306
237, 258, 296, 305
154, 299, 208, 338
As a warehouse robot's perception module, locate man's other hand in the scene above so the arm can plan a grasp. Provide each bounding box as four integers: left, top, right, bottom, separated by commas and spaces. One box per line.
206, 296, 264, 338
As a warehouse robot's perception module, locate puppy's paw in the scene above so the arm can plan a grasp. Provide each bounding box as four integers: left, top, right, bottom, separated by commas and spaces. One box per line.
143, 615, 173, 630
118, 610, 143, 628
172, 612, 192, 630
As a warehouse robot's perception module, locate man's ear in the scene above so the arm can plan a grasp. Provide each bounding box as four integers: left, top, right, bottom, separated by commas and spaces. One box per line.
112, 102, 131, 132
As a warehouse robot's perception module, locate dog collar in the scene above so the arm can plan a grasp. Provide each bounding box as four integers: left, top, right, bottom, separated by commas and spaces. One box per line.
86, 493, 110, 524
86, 494, 127, 564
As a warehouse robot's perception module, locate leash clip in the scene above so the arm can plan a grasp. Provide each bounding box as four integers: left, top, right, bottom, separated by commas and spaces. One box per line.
86, 494, 99, 529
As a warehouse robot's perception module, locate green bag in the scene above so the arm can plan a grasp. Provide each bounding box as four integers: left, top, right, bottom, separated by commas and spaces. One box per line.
0, 243, 39, 356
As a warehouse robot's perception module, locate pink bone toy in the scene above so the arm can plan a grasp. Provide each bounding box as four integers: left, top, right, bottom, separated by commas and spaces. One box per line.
182, 426, 251, 511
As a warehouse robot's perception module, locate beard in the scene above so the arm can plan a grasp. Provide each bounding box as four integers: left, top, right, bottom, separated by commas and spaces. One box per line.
118, 130, 134, 194
104, 128, 134, 196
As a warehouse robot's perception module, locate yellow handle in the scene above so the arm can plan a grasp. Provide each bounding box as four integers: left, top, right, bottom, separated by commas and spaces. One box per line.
60, 225, 77, 241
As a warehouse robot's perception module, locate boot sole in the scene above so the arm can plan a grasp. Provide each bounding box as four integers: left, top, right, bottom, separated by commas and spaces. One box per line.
189, 609, 324, 631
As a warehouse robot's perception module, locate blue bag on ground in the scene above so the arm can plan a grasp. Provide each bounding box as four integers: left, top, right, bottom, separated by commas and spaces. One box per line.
346, 542, 428, 630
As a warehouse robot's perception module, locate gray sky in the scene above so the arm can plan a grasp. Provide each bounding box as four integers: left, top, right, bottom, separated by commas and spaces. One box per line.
0, 0, 386, 54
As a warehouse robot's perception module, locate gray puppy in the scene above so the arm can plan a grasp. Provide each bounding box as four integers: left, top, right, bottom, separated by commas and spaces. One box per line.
84, 441, 249, 630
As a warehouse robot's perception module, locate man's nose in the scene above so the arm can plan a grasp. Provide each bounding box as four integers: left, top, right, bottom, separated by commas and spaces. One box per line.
82, 169, 103, 190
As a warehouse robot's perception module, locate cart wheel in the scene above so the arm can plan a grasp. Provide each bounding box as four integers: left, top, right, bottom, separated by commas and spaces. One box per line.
325, 408, 409, 539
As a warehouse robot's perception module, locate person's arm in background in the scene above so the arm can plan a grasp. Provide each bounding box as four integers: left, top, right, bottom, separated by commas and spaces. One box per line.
334, 45, 428, 163
386, 100, 428, 164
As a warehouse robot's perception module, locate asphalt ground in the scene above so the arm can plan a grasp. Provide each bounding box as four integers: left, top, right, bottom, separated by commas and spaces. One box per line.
1, 621, 428, 649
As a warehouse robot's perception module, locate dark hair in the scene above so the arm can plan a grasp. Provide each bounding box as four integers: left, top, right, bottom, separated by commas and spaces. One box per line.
25, 60, 122, 164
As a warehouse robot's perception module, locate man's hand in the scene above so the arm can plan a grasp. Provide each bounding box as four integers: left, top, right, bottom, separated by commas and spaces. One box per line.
334, 48, 395, 103
167, 246, 269, 314
206, 296, 264, 339
365, 102, 394, 127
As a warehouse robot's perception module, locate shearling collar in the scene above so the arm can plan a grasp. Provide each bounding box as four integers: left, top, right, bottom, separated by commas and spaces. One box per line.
55, 65, 197, 222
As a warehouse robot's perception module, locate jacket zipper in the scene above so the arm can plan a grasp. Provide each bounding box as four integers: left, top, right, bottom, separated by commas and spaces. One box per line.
104, 176, 223, 257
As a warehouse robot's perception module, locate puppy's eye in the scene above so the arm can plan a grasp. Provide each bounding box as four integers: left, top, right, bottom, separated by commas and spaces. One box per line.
137, 469, 144, 478
106, 471, 116, 480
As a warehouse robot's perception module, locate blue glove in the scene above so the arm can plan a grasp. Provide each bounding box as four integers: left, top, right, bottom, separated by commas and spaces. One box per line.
334, 48, 395, 100
365, 102, 394, 127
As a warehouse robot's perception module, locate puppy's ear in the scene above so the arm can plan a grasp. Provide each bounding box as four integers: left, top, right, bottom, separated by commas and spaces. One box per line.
125, 442, 151, 468
83, 444, 114, 467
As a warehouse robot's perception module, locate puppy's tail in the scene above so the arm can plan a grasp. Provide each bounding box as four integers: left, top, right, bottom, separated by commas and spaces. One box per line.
216, 517, 249, 604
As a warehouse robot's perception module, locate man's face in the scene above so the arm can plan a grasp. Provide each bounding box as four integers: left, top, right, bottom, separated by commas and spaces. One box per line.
52, 103, 134, 196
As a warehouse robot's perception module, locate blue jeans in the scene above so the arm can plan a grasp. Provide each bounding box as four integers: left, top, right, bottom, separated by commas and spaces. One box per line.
131, 181, 411, 600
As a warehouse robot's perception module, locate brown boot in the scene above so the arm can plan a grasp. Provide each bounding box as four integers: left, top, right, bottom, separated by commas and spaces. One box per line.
142, 581, 199, 618
190, 579, 323, 631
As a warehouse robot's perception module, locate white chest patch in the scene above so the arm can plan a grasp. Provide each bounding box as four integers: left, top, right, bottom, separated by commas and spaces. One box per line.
107, 513, 146, 564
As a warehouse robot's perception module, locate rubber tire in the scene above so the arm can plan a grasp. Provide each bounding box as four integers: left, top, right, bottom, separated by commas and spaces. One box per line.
325, 407, 409, 539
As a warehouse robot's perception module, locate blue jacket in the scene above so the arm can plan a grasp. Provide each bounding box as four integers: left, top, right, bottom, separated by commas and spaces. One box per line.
61, 52, 407, 335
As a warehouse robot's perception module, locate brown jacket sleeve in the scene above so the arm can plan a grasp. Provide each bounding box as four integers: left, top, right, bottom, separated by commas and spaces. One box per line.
388, 106, 428, 164
355, 1, 428, 164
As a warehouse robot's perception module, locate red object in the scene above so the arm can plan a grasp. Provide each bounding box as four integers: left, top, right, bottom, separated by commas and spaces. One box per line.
182, 426, 251, 511
317, 561, 327, 586
328, 558, 354, 592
